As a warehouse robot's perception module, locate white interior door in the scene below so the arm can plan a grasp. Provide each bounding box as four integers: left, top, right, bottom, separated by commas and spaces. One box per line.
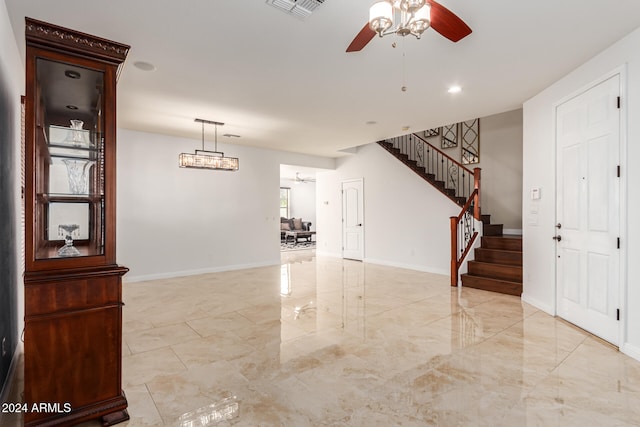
342, 179, 364, 261
555, 74, 620, 344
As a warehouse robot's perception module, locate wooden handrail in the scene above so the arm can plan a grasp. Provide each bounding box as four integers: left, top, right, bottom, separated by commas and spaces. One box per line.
450, 168, 482, 286
412, 132, 474, 176
456, 189, 478, 221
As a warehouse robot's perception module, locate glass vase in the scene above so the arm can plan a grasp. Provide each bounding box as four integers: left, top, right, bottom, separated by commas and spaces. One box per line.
62, 159, 95, 195
69, 119, 86, 147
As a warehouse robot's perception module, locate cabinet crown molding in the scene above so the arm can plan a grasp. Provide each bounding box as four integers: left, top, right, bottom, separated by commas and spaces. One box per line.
25, 17, 130, 64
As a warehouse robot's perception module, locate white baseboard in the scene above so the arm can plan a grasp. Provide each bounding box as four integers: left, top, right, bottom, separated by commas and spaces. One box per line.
621, 342, 640, 363
124, 260, 280, 283
503, 229, 523, 235
521, 293, 555, 315
364, 258, 449, 276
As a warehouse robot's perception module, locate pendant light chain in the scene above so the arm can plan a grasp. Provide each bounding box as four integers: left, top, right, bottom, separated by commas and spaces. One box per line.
214, 122, 218, 152
201, 120, 205, 151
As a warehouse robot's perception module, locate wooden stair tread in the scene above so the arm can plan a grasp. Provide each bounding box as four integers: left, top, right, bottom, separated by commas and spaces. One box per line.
461, 274, 521, 285
476, 248, 521, 254
475, 249, 522, 266
468, 260, 522, 282
461, 274, 522, 296
481, 236, 522, 251
468, 260, 524, 269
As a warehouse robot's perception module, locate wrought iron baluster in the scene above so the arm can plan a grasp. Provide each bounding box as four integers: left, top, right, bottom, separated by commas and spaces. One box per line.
461, 171, 466, 199
409, 135, 413, 162
416, 139, 424, 167
448, 162, 458, 192
461, 209, 474, 253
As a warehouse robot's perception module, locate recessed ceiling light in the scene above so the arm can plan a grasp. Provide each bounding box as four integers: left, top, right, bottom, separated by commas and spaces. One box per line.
66, 105, 78, 110
365, 121, 377, 125
64, 70, 81, 79
402, 125, 410, 131
448, 85, 462, 94
133, 61, 156, 72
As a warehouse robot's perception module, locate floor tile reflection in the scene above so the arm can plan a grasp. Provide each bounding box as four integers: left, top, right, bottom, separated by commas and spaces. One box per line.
5, 249, 640, 426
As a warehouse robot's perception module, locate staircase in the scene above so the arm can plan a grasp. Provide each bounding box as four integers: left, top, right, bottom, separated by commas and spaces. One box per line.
377, 134, 522, 297
377, 140, 468, 206
461, 233, 523, 296
376, 138, 505, 238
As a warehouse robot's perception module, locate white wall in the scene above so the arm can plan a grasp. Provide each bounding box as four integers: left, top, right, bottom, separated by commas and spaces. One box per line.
475, 110, 523, 231
0, 0, 24, 377
421, 109, 523, 231
279, 179, 316, 228
523, 26, 640, 360
316, 143, 459, 275
117, 129, 334, 281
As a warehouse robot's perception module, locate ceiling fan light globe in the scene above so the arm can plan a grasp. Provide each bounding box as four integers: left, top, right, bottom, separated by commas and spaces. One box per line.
396, 0, 425, 13
369, 2, 394, 33
409, 4, 430, 34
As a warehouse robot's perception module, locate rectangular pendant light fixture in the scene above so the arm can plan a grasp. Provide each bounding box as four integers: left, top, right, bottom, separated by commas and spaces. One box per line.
179, 119, 239, 171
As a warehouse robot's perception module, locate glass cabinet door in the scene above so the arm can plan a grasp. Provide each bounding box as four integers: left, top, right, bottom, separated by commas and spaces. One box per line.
34, 57, 105, 259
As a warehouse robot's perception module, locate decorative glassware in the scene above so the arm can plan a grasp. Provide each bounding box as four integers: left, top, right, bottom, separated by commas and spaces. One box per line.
62, 159, 95, 194
69, 119, 86, 147
58, 224, 80, 257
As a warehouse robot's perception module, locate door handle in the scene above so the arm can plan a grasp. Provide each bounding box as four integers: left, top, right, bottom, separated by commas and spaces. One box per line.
357, 223, 363, 227
553, 235, 562, 242
556, 223, 562, 229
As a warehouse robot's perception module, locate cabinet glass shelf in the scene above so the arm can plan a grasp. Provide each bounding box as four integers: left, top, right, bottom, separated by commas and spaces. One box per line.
32, 58, 106, 260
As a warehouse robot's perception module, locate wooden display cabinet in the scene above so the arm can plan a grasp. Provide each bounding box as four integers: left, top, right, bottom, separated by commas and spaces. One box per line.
23, 18, 130, 426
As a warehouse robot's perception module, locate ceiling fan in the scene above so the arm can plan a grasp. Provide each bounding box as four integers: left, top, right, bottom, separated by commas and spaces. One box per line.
293, 172, 316, 184
346, 0, 472, 52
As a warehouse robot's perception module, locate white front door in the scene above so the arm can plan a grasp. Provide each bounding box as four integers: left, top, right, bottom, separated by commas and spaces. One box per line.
555, 74, 620, 345
342, 179, 364, 261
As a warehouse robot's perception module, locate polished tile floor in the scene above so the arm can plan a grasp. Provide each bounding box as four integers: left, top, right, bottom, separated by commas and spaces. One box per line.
5, 250, 640, 426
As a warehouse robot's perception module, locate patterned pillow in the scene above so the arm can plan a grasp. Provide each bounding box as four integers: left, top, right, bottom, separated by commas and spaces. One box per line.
292, 218, 303, 230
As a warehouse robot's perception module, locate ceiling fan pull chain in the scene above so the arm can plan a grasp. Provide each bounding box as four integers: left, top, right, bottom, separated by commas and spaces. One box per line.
401, 38, 407, 92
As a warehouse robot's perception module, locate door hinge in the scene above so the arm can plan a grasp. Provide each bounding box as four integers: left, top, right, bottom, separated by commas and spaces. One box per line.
617, 237, 620, 249
617, 308, 620, 321
617, 96, 621, 109
617, 165, 621, 177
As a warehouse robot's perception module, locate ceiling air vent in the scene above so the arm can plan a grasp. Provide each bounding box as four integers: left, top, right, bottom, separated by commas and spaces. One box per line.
267, 0, 325, 19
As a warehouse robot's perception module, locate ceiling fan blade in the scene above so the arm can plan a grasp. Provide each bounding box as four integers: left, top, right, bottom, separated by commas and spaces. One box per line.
346, 23, 376, 52
428, 0, 472, 42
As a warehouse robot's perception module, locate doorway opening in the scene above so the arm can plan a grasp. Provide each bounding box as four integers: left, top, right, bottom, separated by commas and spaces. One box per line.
279, 165, 320, 253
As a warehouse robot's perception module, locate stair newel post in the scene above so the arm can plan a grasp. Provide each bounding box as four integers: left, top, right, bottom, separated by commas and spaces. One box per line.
450, 216, 458, 287
473, 167, 481, 220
